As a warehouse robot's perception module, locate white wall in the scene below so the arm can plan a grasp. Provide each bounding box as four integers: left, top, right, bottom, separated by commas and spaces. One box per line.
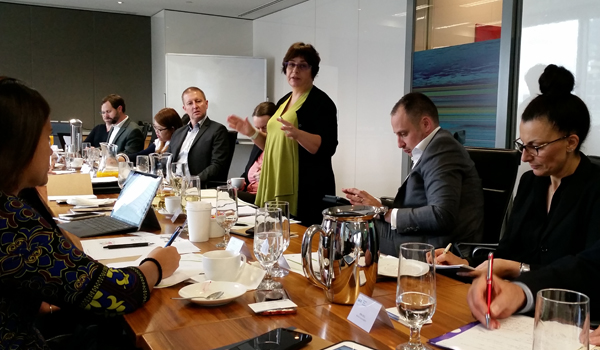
151, 10, 254, 115
254, 0, 408, 197
515, 0, 600, 178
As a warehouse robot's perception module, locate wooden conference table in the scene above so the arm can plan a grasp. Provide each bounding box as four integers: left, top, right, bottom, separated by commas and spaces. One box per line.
50, 198, 476, 350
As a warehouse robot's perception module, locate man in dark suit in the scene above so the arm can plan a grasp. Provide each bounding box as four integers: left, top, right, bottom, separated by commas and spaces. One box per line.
168, 87, 229, 184
103, 94, 144, 154
343, 92, 484, 256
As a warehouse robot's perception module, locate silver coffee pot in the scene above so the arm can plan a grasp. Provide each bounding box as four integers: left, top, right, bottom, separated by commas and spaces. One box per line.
301, 205, 384, 304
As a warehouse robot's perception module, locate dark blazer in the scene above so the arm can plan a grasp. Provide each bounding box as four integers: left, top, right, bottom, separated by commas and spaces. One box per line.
493, 154, 600, 270
106, 117, 144, 154
168, 117, 229, 183
377, 129, 484, 256
84, 124, 109, 147
275, 86, 338, 225
517, 237, 600, 317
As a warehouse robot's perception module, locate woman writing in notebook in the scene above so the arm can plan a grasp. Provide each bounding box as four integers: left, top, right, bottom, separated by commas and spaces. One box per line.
434, 65, 600, 280
0, 77, 181, 349
227, 42, 338, 225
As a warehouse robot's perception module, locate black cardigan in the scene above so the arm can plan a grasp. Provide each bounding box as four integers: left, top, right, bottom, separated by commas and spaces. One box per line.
274, 85, 338, 225
488, 154, 600, 271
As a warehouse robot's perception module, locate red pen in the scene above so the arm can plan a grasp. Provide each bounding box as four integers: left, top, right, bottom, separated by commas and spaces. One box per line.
485, 252, 494, 328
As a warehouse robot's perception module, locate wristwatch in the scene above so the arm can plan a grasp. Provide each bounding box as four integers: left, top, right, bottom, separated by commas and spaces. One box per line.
519, 262, 531, 275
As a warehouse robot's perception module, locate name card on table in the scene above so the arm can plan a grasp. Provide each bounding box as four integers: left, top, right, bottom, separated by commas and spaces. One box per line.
170, 208, 182, 223
347, 293, 394, 332
226, 236, 253, 260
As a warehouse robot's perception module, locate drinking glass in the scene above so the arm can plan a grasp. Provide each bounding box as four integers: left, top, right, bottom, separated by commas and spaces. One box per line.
65, 144, 77, 170
254, 207, 284, 290
215, 185, 238, 248
81, 142, 91, 164
533, 289, 590, 350
170, 162, 187, 197
118, 161, 134, 189
265, 200, 290, 279
88, 147, 100, 175
182, 176, 201, 210
136, 155, 149, 173
396, 243, 436, 350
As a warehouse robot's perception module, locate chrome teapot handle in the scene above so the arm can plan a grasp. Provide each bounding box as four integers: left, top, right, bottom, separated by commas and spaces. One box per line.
301, 225, 328, 290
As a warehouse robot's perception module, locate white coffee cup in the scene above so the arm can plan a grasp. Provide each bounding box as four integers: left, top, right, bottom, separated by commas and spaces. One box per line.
229, 177, 244, 189
202, 250, 247, 282
187, 201, 212, 242
164, 196, 182, 214
71, 158, 84, 168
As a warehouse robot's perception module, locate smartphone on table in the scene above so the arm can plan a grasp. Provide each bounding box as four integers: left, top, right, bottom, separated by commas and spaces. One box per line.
58, 212, 105, 221
224, 328, 312, 350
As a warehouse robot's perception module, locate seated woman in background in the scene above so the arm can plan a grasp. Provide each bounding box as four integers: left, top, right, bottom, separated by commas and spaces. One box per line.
133, 107, 183, 158
236, 102, 277, 204
434, 64, 600, 279
0, 77, 180, 349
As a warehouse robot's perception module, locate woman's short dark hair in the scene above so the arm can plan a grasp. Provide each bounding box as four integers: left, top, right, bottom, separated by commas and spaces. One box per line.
281, 42, 320, 79
0, 77, 50, 193
252, 102, 277, 117
102, 94, 126, 113
522, 64, 590, 151
154, 108, 183, 130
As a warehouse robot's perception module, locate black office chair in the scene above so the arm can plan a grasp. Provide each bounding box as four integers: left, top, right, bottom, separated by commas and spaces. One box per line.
205, 130, 238, 188
456, 147, 521, 258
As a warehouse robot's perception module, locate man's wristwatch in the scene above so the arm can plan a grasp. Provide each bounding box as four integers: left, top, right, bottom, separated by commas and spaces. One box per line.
519, 262, 531, 275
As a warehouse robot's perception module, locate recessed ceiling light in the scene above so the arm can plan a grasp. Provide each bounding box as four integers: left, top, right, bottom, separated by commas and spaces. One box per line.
117, 1, 123, 4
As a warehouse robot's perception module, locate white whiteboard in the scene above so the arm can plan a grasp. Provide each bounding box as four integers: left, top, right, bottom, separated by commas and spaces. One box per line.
165, 54, 267, 138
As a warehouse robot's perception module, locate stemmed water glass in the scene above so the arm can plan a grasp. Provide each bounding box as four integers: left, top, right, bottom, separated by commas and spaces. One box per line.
215, 185, 238, 248
65, 144, 77, 170
254, 207, 284, 290
396, 243, 436, 350
265, 200, 290, 281
117, 161, 134, 189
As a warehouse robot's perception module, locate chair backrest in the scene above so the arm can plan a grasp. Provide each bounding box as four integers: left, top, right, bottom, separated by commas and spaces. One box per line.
224, 131, 238, 179
466, 147, 521, 243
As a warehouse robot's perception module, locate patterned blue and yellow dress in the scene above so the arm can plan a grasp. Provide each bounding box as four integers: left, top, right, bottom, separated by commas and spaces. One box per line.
0, 189, 150, 349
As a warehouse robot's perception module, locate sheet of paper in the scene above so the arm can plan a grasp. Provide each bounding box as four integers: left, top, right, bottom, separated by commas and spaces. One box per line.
155, 254, 203, 288
435, 264, 475, 271
81, 234, 199, 260
283, 253, 318, 276
49, 194, 97, 201
430, 316, 535, 350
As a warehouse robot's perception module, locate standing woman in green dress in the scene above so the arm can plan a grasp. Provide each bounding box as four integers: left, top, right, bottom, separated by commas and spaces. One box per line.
228, 42, 338, 225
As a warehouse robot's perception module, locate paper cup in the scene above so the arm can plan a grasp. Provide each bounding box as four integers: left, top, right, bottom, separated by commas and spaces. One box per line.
186, 201, 212, 242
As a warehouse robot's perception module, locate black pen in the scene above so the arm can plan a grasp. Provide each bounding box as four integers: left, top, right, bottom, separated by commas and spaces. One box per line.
104, 242, 153, 249
234, 222, 248, 226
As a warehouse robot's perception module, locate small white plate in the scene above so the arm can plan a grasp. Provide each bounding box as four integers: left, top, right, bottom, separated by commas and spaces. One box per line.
378, 257, 429, 277
178, 281, 246, 306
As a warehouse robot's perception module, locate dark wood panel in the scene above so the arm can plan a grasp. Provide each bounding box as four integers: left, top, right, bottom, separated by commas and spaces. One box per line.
30, 6, 95, 126
92, 12, 152, 126
0, 3, 32, 83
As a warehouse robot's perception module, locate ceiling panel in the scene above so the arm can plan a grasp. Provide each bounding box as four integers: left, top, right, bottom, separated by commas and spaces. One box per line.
0, 0, 307, 18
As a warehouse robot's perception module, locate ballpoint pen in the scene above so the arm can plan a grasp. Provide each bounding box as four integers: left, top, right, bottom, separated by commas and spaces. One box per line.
165, 219, 188, 247
486, 252, 494, 329
443, 243, 452, 255
104, 242, 153, 249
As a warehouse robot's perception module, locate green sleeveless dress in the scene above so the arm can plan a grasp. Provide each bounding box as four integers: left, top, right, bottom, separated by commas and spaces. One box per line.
255, 89, 310, 216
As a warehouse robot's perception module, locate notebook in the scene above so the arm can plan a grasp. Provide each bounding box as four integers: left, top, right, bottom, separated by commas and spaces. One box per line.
58, 171, 161, 238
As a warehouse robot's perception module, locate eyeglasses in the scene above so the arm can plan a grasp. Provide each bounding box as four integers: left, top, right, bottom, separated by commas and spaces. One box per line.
284, 61, 311, 71
153, 125, 168, 133
514, 135, 570, 156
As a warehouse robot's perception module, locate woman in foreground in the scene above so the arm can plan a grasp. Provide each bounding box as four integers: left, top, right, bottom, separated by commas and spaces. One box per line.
0, 77, 180, 349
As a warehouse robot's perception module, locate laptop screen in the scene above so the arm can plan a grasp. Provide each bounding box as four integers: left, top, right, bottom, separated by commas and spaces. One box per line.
111, 171, 161, 227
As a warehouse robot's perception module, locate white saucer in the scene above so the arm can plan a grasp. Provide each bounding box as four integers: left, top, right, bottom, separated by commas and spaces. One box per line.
178, 281, 246, 306
378, 257, 429, 277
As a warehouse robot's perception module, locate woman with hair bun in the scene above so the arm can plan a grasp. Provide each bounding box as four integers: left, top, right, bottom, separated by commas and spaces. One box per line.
434, 64, 600, 279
